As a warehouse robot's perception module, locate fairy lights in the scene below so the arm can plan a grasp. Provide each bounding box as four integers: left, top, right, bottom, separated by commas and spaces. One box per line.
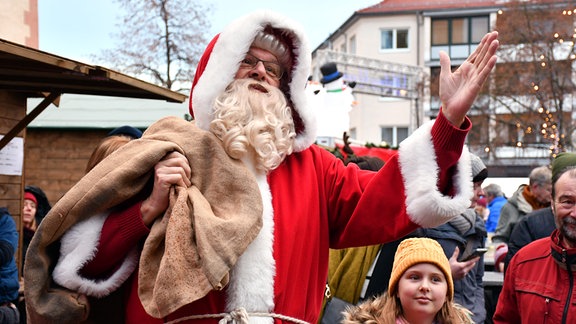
498, 4, 576, 157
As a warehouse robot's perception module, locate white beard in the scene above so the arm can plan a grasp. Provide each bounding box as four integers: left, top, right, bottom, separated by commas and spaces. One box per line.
210, 79, 296, 174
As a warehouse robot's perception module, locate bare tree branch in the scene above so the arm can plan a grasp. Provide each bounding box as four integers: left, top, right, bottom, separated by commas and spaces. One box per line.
92, 0, 212, 92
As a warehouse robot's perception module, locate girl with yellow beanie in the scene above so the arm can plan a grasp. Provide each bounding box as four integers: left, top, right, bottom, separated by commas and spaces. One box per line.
343, 237, 473, 324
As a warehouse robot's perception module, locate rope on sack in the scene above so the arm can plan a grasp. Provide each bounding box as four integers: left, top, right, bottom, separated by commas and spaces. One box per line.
164, 307, 310, 324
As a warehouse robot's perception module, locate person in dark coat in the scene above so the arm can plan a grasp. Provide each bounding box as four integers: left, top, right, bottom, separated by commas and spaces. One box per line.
503, 207, 554, 273
412, 153, 488, 323
21, 186, 51, 272
0, 207, 20, 324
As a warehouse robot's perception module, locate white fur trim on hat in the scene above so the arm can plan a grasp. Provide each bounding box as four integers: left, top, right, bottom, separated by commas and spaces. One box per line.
52, 213, 139, 298
398, 120, 474, 227
192, 10, 316, 152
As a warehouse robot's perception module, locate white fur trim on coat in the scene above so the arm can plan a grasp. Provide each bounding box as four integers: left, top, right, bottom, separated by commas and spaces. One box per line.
225, 169, 275, 324
52, 213, 139, 298
192, 10, 316, 152
399, 120, 473, 227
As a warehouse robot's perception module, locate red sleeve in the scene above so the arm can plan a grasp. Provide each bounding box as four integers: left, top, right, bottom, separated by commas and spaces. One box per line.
81, 202, 150, 278
432, 108, 471, 195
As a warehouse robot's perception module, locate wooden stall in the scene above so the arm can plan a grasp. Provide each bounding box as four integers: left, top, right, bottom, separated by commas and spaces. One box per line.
0, 38, 186, 274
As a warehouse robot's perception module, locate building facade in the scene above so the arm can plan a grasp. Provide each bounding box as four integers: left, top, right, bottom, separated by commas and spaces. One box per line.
313, 0, 499, 146
312, 0, 572, 176
0, 0, 38, 48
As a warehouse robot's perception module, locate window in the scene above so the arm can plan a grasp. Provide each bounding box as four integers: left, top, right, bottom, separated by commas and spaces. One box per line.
349, 35, 357, 55
431, 16, 489, 60
471, 17, 487, 42
451, 18, 468, 43
381, 126, 408, 146
380, 28, 409, 50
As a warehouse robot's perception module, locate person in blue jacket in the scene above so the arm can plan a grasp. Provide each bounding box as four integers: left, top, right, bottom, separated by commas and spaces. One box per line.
0, 207, 19, 323
483, 183, 507, 233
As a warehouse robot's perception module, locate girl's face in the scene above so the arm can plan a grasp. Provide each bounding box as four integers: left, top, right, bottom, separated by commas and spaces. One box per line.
397, 263, 447, 323
23, 198, 37, 228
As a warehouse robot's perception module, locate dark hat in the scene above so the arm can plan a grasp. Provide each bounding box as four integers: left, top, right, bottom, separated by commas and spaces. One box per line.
320, 62, 343, 84
552, 152, 576, 181
470, 153, 488, 183
107, 125, 142, 139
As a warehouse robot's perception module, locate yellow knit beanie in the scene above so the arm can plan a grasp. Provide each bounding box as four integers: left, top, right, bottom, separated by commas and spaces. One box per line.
388, 237, 454, 301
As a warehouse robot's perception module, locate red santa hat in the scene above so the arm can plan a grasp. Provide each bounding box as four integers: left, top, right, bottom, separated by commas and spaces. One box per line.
189, 10, 316, 152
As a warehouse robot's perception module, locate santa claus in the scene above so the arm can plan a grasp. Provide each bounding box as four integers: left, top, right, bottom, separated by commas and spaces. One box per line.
24, 9, 499, 324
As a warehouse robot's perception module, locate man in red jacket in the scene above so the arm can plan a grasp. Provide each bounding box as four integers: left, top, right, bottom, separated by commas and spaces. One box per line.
26, 10, 500, 324
494, 159, 576, 324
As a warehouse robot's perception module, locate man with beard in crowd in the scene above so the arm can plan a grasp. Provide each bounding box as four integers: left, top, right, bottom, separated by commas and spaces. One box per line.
494, 163, 576, 323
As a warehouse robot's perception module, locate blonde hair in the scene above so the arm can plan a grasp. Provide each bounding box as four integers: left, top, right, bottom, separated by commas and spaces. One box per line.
344, 238, 474, 324
343, 294, 473, 324
86, 135, 132, 173
210, 79, 295, 173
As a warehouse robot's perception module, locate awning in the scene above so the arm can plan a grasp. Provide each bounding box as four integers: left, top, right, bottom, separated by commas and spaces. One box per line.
0, 38, 188, 149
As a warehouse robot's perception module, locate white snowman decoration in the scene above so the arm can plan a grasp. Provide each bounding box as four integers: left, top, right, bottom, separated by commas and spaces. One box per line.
307, 62, 356, 142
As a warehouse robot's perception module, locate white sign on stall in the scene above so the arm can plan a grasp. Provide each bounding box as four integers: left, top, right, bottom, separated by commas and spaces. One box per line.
0, 136, 23, 176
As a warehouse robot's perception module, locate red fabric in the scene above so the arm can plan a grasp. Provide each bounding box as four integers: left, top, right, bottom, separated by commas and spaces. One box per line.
79, 93, 470, 322
81, 203, 149, 278
494, 230, 576, 323
86, 146, 421, 322
335, 144, 397, 163
493, 243, 508, 272
189, 34, 220, 117
80, 116, 467, 322
433, 109, 471, 195
24, 192, 37, 204
335, 109, 469, 175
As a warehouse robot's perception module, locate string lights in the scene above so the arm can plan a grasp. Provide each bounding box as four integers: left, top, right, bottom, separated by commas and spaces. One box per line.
494, 5, 576, 159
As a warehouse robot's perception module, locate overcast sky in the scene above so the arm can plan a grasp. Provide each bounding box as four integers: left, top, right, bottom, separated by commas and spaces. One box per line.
38, 0, 379, 63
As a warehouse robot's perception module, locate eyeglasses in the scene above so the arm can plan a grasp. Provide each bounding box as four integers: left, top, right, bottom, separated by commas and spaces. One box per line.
240, 53, 284, 80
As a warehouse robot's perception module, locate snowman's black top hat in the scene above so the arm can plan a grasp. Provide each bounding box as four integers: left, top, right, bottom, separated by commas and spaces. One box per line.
320, 62, 343, 84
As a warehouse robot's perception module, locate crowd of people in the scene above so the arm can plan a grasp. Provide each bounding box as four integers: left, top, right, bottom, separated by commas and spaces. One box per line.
6, 7, 572, 324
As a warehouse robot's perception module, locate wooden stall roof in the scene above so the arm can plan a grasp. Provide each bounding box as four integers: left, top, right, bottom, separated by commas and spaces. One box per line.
0, 37, 188, 149
0, 38, 187, 102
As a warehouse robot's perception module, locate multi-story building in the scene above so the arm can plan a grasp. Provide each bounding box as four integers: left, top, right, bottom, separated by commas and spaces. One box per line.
0, 0, 38, 48
312, 0, 572, 178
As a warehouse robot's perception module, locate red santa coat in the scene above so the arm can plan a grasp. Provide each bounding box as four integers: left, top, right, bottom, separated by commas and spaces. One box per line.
65, 114, 471, 324
52, 9, 474, 324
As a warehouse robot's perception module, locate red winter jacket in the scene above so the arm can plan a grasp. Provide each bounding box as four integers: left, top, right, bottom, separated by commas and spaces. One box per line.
494, 229, 576, 324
